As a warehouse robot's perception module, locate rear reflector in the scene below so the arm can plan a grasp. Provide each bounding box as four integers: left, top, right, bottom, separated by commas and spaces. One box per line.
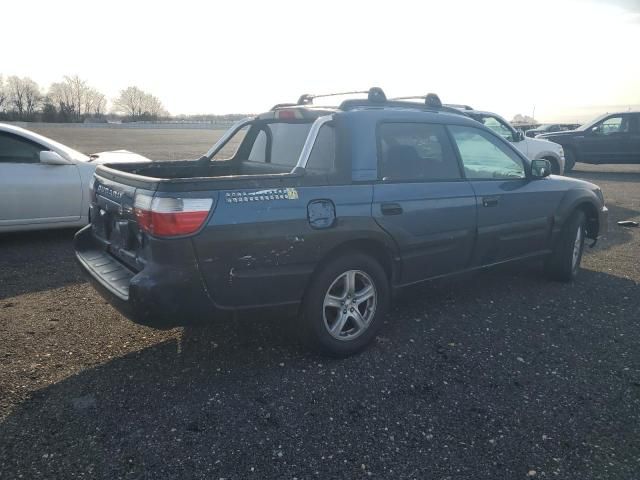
134, 194, 213, 237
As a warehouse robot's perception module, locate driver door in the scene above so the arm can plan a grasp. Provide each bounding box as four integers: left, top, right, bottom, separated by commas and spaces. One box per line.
449, 125, 562, 265
577, 114, 631, 164
0, 132, 82, 227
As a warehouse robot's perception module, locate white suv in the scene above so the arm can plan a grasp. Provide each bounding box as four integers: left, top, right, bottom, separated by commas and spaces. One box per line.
450, 107, 566, 174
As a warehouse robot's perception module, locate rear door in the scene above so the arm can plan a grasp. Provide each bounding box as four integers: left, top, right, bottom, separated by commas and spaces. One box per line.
449, 125, 561, 265
372, 122, 477, 284
0, 132, 82, 227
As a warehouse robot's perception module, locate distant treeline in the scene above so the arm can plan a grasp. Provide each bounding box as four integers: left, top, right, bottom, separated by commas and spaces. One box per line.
0, 74, 249, 124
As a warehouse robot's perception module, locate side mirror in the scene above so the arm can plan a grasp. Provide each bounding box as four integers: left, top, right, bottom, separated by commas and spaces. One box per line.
40, 150, 70, 165
514, 129, 525, 142
531, 159, 552, 178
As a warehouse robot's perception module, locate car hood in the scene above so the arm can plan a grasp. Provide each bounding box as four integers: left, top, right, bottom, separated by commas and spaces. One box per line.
537, 130, 580, 140
526, 136, 564, 152
87, 150, 151, 164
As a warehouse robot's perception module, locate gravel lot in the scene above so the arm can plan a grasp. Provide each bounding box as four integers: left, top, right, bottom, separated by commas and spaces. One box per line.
1, 161, 639, 479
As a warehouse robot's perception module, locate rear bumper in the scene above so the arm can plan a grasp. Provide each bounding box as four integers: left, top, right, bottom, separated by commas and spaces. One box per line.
74, 226, 227, 328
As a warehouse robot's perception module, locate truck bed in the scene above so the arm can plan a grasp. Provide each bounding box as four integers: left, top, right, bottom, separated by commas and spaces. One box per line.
96, 159, 299, 192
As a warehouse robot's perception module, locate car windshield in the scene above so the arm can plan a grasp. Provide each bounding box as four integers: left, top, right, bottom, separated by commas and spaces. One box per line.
577, 114, 610, 131
473, 114, 514, 140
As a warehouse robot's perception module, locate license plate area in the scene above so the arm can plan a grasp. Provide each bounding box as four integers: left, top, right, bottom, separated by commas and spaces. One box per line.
91, 201, 135, 252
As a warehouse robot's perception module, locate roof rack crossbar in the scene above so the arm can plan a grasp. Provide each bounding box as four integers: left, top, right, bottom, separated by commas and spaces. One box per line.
390, 93, 443, 108
443, 103, 474, 111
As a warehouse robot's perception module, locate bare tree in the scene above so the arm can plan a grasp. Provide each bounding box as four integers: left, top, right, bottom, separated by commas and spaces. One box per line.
47, 75, 107, 121
141, 93, 167, 117
0, 75, 7, 113
113, 86, 167, 119
85, 88, 106, 116
48, 80, 77, 120
23, 78, 41, 117
113, 86, 144, 117
7, 76, 41, 119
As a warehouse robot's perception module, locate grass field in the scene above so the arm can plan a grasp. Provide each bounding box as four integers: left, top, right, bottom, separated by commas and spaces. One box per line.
25, 126, 229, 161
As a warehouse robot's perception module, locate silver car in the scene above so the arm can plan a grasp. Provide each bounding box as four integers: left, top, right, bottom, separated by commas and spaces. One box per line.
0, 123, 150, 232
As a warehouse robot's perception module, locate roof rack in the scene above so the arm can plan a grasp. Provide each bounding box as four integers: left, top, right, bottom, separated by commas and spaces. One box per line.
390, 93, 443, 108
271, 87, 387, 111
443, 103, 474, 111
270, 88, 466, 116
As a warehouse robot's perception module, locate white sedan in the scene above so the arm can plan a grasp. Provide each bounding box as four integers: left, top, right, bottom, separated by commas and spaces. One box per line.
0, 123, 150, 233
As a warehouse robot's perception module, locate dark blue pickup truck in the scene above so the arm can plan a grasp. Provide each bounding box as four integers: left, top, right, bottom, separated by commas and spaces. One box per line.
74, 88, 608, 356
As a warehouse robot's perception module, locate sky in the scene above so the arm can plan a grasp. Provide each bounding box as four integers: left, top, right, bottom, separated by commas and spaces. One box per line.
2, 0, 639, 122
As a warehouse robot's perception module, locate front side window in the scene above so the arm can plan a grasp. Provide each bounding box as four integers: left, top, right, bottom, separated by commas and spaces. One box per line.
0, 133, 43, 163
449, 125, 525, 180
378, 123, 461, 181
593, 116, 628, 135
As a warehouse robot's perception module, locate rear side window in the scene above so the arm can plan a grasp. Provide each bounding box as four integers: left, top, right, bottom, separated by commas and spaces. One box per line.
449, 125, 525, 180
378, 123, 461, 181
269, 123, 313, 167
212, 125, 249, 161
0, 133, 43, 163
305, 125, 336, 175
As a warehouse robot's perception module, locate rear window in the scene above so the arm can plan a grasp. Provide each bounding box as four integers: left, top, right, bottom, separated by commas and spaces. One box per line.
214, 121, 313, 167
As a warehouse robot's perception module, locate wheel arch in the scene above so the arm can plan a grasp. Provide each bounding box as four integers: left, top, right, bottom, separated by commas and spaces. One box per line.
576, 201, 599, 239
309, 237, 399, 287
555, 190, 601, 240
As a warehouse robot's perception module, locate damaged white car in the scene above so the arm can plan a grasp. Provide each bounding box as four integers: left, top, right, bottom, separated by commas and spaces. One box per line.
0, 123, 150, 232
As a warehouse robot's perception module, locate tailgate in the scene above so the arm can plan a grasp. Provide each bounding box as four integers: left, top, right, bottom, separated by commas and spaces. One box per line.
91, 173, 152, 270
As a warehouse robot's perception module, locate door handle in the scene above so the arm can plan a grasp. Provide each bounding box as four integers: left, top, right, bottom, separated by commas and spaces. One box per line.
482, 196, 500, 208
381, 202, 403, 215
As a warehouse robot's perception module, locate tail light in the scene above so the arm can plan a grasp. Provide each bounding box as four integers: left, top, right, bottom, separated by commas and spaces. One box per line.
134, 193, 213, 237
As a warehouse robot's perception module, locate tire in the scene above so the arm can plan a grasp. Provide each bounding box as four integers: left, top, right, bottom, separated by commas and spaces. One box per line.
301, 252, 390, 357
544, 157, 561, 175
564, 148, 576, 173
545, 210, 586, 282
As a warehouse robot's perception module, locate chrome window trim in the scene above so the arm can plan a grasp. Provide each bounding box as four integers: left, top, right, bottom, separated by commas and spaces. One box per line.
294, 115, 334, 170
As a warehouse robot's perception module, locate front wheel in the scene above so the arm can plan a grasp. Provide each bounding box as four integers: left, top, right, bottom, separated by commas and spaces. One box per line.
544, 157, 561, 175
545, 210, 586, 282
301, 253, 389, 357
564, 148, 577, 173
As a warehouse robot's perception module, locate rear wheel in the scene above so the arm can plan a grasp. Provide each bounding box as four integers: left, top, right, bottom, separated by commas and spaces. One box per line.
301, 253, 389, 357
545, 210, 586, 282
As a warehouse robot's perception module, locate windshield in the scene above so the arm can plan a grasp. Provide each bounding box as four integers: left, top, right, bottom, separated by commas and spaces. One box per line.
472, 114, 515, 140
577, 113, 610, 131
